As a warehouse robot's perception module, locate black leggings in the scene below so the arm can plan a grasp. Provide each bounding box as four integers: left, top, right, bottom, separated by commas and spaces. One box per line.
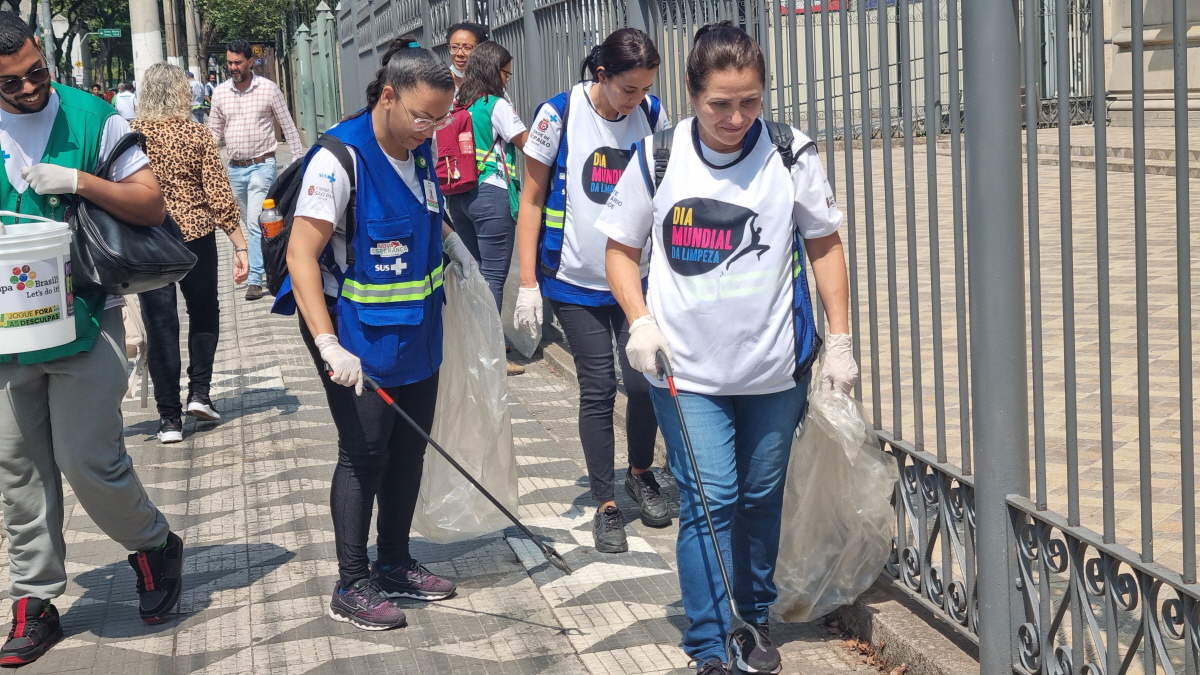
139, 233, 220, 419
549, 300, 658, 504
300, 315, 439, 587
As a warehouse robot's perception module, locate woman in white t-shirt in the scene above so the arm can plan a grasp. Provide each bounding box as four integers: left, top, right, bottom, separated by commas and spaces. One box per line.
597, 23, 859, 675
513, 28, 670, 556
445, 41, 527, 374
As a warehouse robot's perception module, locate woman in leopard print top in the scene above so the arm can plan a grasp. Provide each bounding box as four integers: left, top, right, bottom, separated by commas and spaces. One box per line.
131, 62, 250, 443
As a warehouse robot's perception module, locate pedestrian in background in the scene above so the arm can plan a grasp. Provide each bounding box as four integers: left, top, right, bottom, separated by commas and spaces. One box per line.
113, 81, 136, 120
187, 71, 205, 122
132, 62, 250, 444
446, 41, 527, 374
445, 22, 488, 91
514, 28, 670, 554
599, 22, 858, 675
208, 38, 304, 301
0, 14, 182, 665
90, 83, 102, 97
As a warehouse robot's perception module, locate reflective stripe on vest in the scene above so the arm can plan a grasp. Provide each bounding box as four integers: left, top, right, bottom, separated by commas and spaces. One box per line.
544, 207, 564, 229
342, 264, 445, 304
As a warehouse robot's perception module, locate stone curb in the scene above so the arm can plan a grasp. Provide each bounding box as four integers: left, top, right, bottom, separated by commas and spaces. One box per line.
833, 580, 980, 675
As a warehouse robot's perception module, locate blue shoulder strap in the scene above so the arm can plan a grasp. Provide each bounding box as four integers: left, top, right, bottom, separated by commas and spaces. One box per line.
640, 95, 662, 129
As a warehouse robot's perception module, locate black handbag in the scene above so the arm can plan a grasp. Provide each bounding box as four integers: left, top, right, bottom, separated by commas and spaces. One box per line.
68, 131, 197, 295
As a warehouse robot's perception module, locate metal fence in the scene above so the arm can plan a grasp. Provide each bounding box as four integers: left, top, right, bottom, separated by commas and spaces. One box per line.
324, 0, 1196, 670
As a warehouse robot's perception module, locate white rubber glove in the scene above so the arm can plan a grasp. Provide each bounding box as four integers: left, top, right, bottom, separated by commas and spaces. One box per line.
442, 232, 480, 279
821, 333, 859, 394
21, 164, 78, 195
514, 284, 543, 336
314, 333, 364, 396
625, 315, 674, 378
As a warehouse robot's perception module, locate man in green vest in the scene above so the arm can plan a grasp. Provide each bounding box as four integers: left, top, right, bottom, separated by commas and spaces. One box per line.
0, 14, 183, 667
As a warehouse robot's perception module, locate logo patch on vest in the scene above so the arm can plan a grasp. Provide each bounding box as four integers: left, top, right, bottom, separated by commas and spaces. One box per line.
370, 241, 409, 257
662, 198, 768, 276
374, 259, 408, 275
581, 147, 630, 204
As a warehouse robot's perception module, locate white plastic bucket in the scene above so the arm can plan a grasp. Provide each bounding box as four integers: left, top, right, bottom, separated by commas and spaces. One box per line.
0, 211, 75, 354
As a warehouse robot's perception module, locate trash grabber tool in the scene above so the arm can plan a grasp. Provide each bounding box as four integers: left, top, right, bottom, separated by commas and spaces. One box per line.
326, 367, 573, 575
656, 351, 765, 671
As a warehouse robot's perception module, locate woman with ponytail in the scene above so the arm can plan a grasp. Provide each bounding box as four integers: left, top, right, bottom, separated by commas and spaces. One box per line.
514, 28, 669, 555
597, 22, 856, 674
282, 36, 478, 631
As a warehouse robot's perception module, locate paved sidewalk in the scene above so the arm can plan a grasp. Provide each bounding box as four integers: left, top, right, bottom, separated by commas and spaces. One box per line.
0, 240, 872, 674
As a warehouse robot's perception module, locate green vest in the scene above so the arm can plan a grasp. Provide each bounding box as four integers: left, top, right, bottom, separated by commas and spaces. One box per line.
467, 96, 521, 219
1, 83, 117, 365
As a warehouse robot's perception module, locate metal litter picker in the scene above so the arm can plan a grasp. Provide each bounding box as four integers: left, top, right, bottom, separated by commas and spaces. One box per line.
333, 369, 573, 575
656, 351, 768, 673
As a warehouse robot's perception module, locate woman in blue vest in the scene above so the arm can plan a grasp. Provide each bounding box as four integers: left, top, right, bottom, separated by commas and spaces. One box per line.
514, 28, 669, 555
285, 36, 478, 631
445, 41, 528, 375
598, 23, 858, 675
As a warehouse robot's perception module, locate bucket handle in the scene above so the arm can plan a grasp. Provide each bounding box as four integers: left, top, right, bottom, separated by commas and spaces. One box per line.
0, 211, 62, 236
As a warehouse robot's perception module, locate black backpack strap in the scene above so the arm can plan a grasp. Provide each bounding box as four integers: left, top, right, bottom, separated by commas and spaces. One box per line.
650, 128, 674, 194
314, 135, 357, 268
96, 131, 147, 179
763, 121, 799, 170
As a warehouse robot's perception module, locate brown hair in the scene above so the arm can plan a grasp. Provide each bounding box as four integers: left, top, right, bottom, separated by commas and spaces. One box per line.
685, 21, 765, 95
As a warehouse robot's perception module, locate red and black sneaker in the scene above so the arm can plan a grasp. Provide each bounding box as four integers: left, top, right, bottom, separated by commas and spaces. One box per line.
128, 531, 184, 624
0, 598, 62, 667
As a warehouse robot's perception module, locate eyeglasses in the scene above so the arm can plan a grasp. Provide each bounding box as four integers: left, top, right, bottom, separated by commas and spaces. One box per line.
0, 65, 50, 96
397, 96, 454, 132
448, 44, 476, 55
500, 68, 513, 79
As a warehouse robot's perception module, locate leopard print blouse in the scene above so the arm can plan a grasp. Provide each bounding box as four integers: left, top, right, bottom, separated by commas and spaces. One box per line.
130, 118, 242, 243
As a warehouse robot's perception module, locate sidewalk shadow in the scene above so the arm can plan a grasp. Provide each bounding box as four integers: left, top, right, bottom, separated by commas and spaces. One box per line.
122, 390, 303, 441
67, 542, 295, 639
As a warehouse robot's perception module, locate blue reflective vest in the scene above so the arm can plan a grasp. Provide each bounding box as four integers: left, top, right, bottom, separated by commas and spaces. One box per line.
321, 111, 446, 387
535, 91, 662, 306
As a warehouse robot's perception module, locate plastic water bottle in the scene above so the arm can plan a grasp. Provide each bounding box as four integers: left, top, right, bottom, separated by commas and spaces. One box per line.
260, 199, 283, 238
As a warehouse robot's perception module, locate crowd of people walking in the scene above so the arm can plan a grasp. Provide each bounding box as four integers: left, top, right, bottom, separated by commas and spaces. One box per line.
0, 10, 858, 675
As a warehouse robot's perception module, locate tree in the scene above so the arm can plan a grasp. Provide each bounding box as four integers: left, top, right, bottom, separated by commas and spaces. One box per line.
201, 0, 317, 43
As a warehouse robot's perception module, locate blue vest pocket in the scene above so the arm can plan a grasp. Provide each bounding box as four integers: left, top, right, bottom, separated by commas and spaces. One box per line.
340, 304, 427, 380
363, 215, 416, 282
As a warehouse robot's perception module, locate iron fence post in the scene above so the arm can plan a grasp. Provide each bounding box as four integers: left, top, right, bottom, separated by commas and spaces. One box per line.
295, 24, 320, 145
961, 0, 1029, 669
625, 0, 649, 33
521, 0, 546, 106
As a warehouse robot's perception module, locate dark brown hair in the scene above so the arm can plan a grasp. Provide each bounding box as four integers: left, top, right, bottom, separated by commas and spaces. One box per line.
364, 35, 454, 111
686, 21, 765, 95
456, 42, 512, 108
579, 28, 661, 83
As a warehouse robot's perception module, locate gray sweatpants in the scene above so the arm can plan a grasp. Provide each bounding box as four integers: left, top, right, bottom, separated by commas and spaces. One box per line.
0, 307, 170, 600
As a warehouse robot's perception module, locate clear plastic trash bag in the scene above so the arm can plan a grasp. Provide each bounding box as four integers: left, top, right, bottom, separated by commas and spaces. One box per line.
772, 365, 898, 623
412, 262, 519, 544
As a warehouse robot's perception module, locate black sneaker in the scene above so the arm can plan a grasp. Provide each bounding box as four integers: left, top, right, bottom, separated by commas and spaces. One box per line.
186, 394, 220, 421
128, 531, 184, 624
328, 579, 407, 630
696, 658, 730, 675
593, 505, 628, 553
624, 469, 672, 527
157, 417, 183, 444
731, 622, 782, 674
372, 560, 456, 601
0, 599, 62, 667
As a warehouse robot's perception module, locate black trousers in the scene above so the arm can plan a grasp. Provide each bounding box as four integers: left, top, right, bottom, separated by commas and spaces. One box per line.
300, 314, 439, 587
549, 300, 658, 504
139, 233, 220, 419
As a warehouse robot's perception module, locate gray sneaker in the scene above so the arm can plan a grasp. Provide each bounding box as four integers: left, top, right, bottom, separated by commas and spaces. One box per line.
593, 505, 628, 553
327, 579, 406, 631
625, 469, 672, 527
731, 622, 782, 674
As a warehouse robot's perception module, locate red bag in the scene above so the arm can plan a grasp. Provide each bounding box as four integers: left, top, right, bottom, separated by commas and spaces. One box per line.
436, 104, 482, 195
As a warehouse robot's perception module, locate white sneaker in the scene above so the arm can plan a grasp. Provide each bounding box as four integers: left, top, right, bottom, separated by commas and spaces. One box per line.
157, 417, 183, 443
186, 396, 220, 421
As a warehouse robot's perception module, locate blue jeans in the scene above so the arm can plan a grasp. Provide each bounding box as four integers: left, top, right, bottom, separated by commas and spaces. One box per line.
649, 380, 809, 663
228, 158, 278, 286
445, 183, 516, 313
